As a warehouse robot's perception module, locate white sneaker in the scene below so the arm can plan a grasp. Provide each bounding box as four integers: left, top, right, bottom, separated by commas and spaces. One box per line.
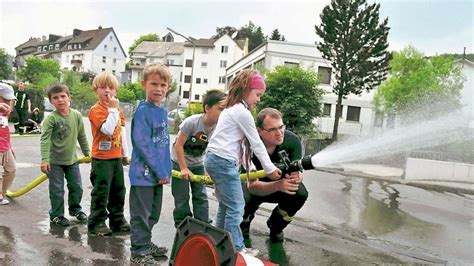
0, 198, 9, 205
239, 247, 259, 257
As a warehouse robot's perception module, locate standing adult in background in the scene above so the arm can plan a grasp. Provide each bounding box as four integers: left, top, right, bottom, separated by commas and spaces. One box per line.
14, 80, 31, 134
240, 108, 308, 242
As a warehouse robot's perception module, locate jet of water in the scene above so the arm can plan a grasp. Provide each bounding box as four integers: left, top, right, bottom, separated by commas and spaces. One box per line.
312, 112, 472, 167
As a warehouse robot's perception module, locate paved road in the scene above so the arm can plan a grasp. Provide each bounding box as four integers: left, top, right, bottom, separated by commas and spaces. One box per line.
1, 119, 472, 265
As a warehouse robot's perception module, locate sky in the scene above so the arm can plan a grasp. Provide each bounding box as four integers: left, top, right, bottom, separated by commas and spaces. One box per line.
0, 0, 472, 58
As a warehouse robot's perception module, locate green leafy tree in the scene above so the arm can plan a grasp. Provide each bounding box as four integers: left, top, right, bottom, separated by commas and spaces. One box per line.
62, 71, 96, 112
128, 33, 160, 56
315, 0, 390, 140
269, 29, 285, 41
0, 48, 12, 80
236, 21, 266, 52
18, 57, 60, 84
373, 45, 464, 120
258, 66, 324, 137
213, 26, 239, 39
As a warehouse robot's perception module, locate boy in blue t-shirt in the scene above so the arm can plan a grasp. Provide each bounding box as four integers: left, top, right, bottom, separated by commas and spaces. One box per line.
128, 64, 171, 264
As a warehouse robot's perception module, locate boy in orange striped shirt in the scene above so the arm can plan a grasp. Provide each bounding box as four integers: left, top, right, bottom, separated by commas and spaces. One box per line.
87, 73, 130, 236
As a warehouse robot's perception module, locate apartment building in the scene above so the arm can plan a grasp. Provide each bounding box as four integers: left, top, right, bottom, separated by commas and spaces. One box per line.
15, 26, 127, 78
226, 40, 377, 137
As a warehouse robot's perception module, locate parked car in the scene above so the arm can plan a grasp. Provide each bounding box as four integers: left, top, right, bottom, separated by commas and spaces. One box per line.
168, 108, 185, 128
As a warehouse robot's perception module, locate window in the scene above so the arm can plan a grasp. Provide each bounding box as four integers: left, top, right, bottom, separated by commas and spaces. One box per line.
110, 35, 113, 41
49, 45, 53, 50
218, 76, 225, 84
66, 55, 69, 61
323, 103, 331, 117
201, 62, 207, 67
202, 48, 209, 54
194, 94, 200, 100
346, 106, 361, 122
112, 70, 116, 75
78, 44, 81, 49
185, 59, 193, 67
37, 47, 42, 52
113, 59, 117, 65
101, 68, 105, 72
284, 61, 299, 68
221, 45, 228, 53
318, 66, 332, 85
203, 78, 208, 84
167, 59, 175, 65
149, 58, 154, 63
196, 78, 201, 84
184, 75, 191, 83
183, 90, 190, 99
67, 44, 72, 50
113, 47, 117, 53
73, 44, 77, 49
220, 60, 227, 68
104, 44, 108, 51
55, 44, 59, 50
44, 46, 47, 50
102, 56, 106, 63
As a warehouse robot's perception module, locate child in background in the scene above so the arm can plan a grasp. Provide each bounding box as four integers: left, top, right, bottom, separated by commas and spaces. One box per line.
204, 69, 281, 256
88, 73, 130, 236
40, 83, 90, 226
0, 83, 17, 205
128, 63, 171, 264
171, 89, 226, 227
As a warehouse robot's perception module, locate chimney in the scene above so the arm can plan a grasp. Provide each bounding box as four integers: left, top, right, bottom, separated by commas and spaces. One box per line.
73, 29, 82, 37
42, 35, 46, 41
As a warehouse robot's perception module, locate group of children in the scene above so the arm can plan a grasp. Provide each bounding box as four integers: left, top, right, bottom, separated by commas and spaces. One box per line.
1, 63, 282, 263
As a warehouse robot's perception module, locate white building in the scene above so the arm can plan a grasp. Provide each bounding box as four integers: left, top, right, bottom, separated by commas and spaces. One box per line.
15, 26, 127, 79
226, 40, 377, 137
130, 33, 247, 107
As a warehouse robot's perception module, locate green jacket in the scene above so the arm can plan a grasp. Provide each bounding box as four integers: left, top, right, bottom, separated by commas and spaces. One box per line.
40, 108, 90, 165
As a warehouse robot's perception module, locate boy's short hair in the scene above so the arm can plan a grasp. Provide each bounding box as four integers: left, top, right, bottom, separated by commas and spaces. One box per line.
47, 83, 70, 100
92, 72, 120, 91
203, 89, 226, 112
256, 108, 282, 129
143, 63, 171, 84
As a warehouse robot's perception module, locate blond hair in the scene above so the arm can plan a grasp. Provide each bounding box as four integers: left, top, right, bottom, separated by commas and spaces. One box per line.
143, 63, 171, 83
225, 69, 260, 107
92, 72, 119, 91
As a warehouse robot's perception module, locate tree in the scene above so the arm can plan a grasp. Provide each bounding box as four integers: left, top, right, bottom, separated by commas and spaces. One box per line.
236, 21, 266, 52
128, 33, 160, 56
0, 49, 12, 80
373, 45, 464, 120
315, 0, 390, 141
213, 26, 239, 39
61, 71, 96, 113
269, 29, 286, 41
17, 57, 60, 84
258, 66, 324, 137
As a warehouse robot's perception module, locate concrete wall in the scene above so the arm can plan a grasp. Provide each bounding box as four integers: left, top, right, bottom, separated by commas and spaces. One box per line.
405, 158, 474, 183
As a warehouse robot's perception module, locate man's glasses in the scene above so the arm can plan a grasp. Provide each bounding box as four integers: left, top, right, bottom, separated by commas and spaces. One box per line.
262, 124, 286, 133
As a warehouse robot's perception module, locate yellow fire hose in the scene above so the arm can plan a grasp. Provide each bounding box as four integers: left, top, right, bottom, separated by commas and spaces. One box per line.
6, 156, 267, 198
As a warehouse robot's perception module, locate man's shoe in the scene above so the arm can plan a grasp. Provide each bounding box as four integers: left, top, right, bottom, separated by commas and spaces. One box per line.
50, 216, 70, 226
150, 242, 168, 258
72, 211, 88, 223
240, 218, 251, 238
110, 219, 131, 233
130, 254, 155, 265
239, 247, 259, 257
88, 223, 113, 236
0, 198, 10, 205
269, 231, 285, 242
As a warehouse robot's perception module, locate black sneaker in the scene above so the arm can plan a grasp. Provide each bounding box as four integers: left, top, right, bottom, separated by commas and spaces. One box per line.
110, 218, 131, 233
149, 242, 167, 258
72, 211, 88, 223
88, 223, 113, 236
50, 216, 70, 226
130, 254, 155, 265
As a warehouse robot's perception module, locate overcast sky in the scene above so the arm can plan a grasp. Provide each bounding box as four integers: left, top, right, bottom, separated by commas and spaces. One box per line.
0, 0, 472, 57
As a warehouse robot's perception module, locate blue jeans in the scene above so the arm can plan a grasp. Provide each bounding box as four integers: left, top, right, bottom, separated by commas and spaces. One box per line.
171, 162, 209, 227
48, 163, 83, 219
204, 152, 244, 251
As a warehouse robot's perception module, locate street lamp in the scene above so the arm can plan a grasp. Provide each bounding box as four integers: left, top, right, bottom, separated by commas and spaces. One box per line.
167, 27, 196, 105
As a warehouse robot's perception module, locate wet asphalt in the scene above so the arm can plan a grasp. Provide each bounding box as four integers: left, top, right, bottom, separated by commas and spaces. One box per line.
1, 122, 473, 265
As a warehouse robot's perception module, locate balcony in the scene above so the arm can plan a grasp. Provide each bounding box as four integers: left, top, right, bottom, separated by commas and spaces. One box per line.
71, 59, 82, 65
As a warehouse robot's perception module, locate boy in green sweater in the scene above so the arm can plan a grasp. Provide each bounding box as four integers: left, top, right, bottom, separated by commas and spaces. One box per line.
40, 83, 90, 226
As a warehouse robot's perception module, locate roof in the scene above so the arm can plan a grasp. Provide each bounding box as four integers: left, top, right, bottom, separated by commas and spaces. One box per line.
132, 41, 184, 57
15, 38, 40, 50
184, 38, 216, 48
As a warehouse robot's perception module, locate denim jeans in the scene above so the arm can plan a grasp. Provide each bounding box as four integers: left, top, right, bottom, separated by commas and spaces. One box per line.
48, 162, 83, 219
171, 162, 209, 227
204, 152, 244, 251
